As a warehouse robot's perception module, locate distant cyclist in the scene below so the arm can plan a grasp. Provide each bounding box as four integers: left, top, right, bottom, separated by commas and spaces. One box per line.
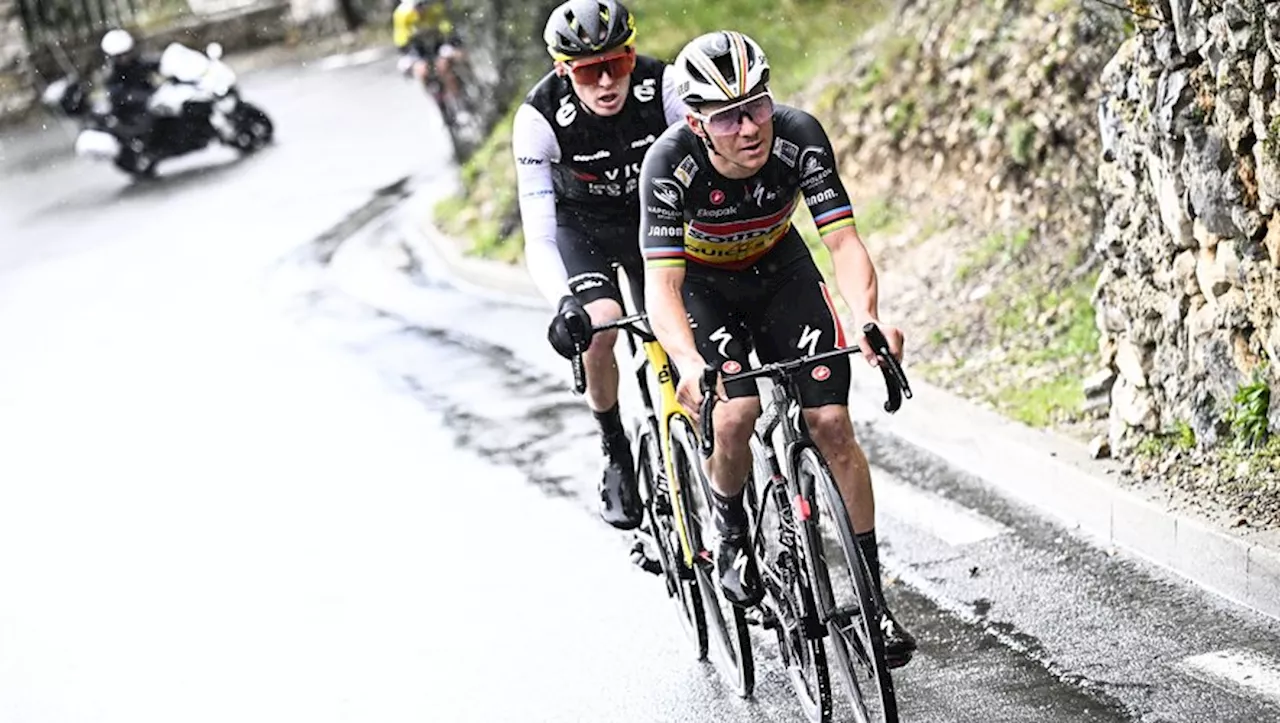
393, 0, 465, 112
639, 30, 917, 668
514, 0, 689, 529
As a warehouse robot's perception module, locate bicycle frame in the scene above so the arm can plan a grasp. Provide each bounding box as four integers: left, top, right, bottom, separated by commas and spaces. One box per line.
578, 312, 701, 568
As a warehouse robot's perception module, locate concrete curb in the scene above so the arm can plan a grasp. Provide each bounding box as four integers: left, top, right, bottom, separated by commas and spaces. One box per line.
400, 190, 1280, 623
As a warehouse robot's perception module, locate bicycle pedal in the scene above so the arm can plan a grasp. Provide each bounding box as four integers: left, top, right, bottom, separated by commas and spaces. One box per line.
629, 542, 662, 577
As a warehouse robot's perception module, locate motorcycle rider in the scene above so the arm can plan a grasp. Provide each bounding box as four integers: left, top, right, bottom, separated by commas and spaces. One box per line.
516, 0, 689, 529
98, 29, 162, 131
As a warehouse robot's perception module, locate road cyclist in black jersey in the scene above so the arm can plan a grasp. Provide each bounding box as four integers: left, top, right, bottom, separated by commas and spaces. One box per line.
638, 30, 918, 668
513, 0, 690, 530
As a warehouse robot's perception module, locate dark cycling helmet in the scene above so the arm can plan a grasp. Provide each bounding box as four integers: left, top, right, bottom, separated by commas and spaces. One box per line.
544, 0, 636, 62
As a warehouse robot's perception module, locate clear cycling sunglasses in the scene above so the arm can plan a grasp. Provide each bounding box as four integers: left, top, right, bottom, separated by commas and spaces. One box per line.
692, 91, 775, 136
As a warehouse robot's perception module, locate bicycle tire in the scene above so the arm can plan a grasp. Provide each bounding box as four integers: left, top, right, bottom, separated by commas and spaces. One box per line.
748, 435, 831, 722
799, 446, 899, 723
636, 428, 708, 660
669, 416, 755, 698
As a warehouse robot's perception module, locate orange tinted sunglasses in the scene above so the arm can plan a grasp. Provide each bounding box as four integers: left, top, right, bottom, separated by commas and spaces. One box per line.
567, 46, 636, 85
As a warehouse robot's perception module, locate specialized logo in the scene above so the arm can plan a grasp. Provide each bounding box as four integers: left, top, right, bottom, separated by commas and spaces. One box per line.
745, 179, 778, 208
710, 189, 726, 205
630, 133, 656, 149
811, 365, 832, 382
556, 96, 577, 126
710, 326, 733, 358
653, 178, 683, 209
774, 138, 799, 167
634, 79, 656, 102
805, 188, 838, 207
798, 325, 822, 357
573, 149, 611, 162
721, 360, 742, 374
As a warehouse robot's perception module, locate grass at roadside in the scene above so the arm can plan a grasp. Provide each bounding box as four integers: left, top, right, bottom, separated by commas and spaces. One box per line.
436, 0, 891, 262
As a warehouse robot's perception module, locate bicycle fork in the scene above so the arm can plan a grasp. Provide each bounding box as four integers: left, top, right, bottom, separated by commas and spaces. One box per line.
754, 413, 827, 641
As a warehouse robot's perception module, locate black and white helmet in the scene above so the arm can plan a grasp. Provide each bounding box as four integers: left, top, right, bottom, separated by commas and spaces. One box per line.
543, 0, 637, 62
673, 31, 770, 106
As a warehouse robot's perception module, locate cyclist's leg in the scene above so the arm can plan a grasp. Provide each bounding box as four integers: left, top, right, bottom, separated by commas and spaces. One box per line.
752, 256, 917, 663
683, 271, 765, 607
435, 34, 463, 100
559, 222, 641, 529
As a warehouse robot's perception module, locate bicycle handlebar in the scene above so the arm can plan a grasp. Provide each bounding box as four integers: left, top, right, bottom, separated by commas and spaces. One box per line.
566, 313, 655, 395
697, 323, 913, 458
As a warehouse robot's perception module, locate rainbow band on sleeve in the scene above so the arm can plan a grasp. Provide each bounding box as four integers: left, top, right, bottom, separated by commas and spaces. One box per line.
645, 246, 687, 268
814, 205, 856, 236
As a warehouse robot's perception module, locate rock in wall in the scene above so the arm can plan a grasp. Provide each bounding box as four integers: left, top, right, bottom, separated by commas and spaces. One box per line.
1095, 0, 1280, 450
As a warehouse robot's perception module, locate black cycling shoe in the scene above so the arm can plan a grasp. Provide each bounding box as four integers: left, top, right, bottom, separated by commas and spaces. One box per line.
599, 436, 642, 530
879, 606, 918, 669
715, 531, 765, 608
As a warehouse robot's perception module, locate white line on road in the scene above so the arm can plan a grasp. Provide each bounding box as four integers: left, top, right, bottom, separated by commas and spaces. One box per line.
873, 469, 1011, 546
1181, 649, 1280, 706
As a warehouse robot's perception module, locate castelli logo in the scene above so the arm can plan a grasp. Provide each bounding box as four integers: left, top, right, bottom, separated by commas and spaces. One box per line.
811, 365, 831, 382
710, 189, 726, 205
721, 360, 742, 374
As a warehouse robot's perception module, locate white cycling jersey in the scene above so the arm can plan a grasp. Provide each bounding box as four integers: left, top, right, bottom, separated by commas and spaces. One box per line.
513, 63, 688, 306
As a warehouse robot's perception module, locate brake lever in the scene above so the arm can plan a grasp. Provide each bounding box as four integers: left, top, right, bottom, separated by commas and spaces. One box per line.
699, 366, 719, 457
862, 323, 913, 413
571, 350, 586, 394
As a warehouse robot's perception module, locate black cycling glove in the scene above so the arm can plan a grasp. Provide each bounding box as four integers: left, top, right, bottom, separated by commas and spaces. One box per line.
547, 295, 593, 359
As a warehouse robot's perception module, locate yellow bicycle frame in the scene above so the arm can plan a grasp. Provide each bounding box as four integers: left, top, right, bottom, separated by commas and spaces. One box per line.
640, 337, 701, 568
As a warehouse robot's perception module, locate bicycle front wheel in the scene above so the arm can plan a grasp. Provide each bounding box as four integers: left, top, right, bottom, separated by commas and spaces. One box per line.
670, 416, 755, 698
799, 446, 899, 723
637, 428, 707, 660
749, 435, 831, 722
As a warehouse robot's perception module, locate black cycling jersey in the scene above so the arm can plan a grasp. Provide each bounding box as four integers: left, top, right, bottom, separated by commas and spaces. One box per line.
524, 54, 672, 230
638, 104, 856, 274
638, 104, 860, 407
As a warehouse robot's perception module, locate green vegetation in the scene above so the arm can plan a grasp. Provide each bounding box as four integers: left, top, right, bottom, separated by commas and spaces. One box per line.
1225, 372, 1271, 449
956, 227, 1033, 281
437, 0, 893, 261
996, 374, 1083, 427
1006, 119, 1036, 166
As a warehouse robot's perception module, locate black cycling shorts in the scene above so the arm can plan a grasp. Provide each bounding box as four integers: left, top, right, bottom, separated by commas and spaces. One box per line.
558, 220, 645, 310
683, 253, 851, 408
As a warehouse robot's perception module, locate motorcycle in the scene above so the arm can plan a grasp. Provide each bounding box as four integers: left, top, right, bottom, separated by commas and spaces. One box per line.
41, 42, 275, 179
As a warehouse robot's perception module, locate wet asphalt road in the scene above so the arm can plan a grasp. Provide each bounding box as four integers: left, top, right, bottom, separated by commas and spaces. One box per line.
2, 52, 1280, 723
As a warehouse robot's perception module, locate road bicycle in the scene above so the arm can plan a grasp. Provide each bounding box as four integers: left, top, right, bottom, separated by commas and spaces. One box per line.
697, 324, 911, 723
561, 302, 754, 697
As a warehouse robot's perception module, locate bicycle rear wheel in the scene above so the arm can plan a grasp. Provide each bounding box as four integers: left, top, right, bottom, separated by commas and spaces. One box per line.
799, 446, 899, 723
637, 428, 707, 660
749, 436, 831, 722
670, 416, 754, 698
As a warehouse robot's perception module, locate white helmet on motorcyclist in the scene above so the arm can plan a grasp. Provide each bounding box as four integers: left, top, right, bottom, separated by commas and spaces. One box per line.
101, 29, 135, 57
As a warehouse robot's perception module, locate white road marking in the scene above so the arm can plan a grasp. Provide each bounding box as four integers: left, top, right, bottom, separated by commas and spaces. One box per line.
1181, 649, 1280, 705
873, 470, 1011, 546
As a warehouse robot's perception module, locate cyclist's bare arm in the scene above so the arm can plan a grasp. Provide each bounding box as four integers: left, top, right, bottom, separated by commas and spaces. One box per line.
822, 225, 880, 330
644, 264, 699, 369
639, 135, 712, 404
792, 108, 898, 361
